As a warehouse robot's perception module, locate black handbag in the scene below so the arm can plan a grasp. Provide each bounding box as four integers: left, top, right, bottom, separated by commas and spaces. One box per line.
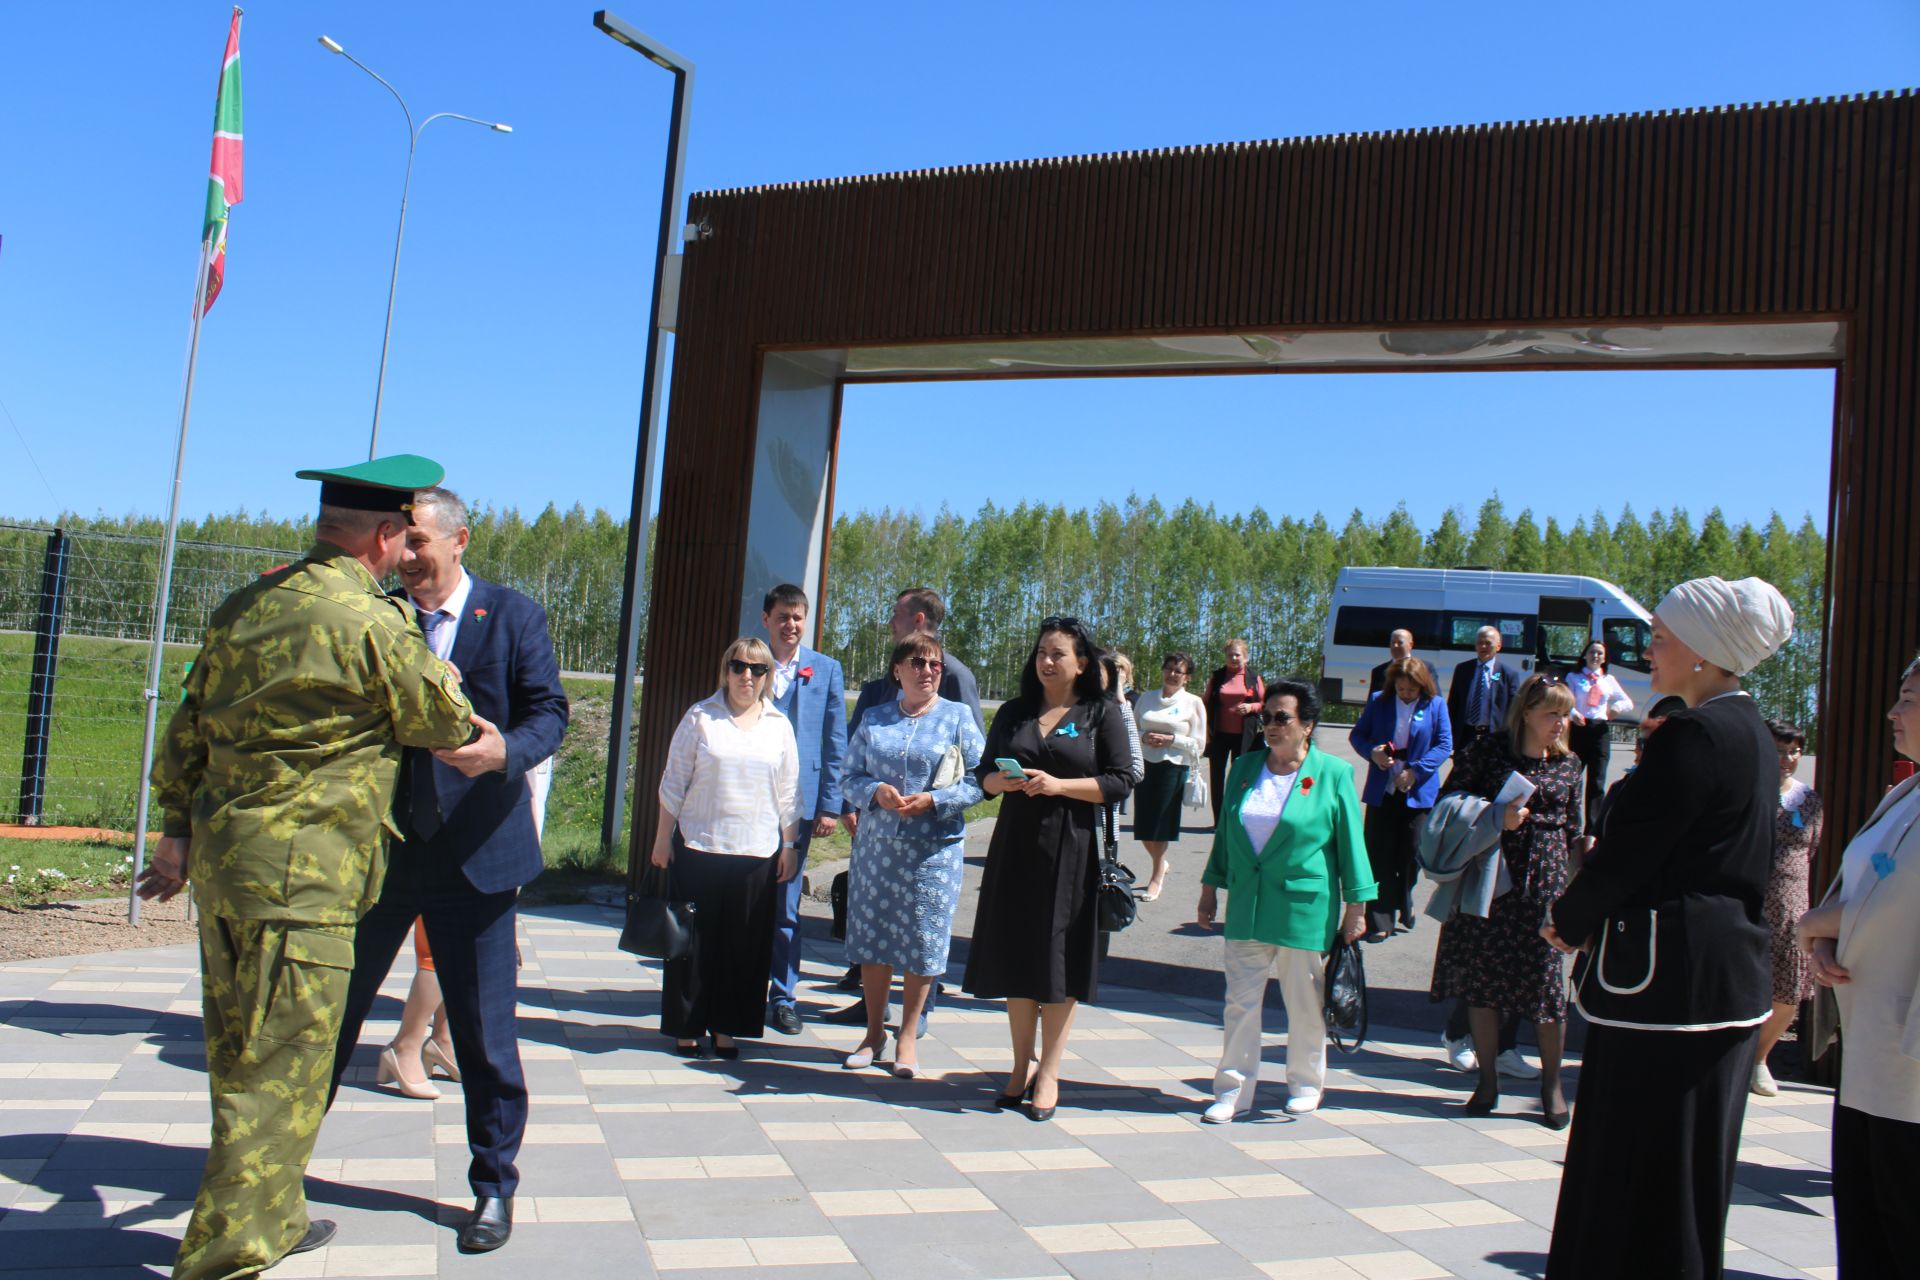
1095, 802, 1138, 933
830, 869, 849, 942
1322, 938, 1368, 1052
617, 856, 697, 962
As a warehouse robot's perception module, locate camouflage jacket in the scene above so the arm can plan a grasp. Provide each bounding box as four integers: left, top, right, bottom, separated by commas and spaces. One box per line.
153, 542, 474, 923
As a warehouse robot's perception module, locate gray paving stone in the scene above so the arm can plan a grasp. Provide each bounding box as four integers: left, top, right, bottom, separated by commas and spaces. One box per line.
1273, 1151, 1476, 1208
967, 1167, 1171, 1228
625, 1175, 831, 1237
1179, 1193, 1403, 1262
438, 1221, 664, 1280
597, 1112, 774, 1157
779, 1140, 974, 1192
1072, 1132, 1287, 1180
834, 1209, 1058, 1278
1054, 1243, 1267, 1280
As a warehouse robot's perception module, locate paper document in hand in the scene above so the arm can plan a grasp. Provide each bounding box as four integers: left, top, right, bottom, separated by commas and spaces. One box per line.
1492, 771, 1537, 808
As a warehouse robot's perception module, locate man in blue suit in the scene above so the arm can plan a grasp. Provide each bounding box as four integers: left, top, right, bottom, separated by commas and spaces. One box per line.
326, 487, 569, 1254
762, 583, 847, 1036
1446, 626, 1526, 743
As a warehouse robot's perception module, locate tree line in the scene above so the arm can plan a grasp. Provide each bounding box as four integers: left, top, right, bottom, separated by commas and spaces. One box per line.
2, 493, 1828, 739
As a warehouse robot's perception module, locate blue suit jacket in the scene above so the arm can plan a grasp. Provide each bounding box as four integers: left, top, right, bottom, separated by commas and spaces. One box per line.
1348, 692, 1453, 809
397, 575, 570, 894
1446, 656, 1526, 733
772, 645, 846, 821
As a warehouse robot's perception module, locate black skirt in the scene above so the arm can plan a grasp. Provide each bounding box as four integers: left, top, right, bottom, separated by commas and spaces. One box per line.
1548, 1021, 1759, 1279
659, 835, 779, 1039
1132, 760, 1188, 842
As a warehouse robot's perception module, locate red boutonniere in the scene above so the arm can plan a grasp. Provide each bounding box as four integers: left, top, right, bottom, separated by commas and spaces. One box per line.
798, 665, 814, 683
472, 608, 488, 621
1299, 777, 1315, 794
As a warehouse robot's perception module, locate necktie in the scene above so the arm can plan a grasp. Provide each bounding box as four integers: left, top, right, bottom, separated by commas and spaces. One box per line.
1473, 665, 1490, 727
408, 609, 446, 840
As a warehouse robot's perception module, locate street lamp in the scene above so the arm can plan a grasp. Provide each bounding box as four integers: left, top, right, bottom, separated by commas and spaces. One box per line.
590, 11, 695, 863
318, 35, 512, 458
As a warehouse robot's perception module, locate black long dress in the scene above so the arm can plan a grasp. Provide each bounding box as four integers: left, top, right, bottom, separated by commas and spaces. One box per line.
963, 697, 1133, 1004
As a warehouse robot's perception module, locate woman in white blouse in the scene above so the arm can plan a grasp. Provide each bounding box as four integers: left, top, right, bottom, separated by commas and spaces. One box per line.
651, 637, 800, 1059
1564, 640, 1634, 839
1132, 652, 1208, 901
1797, 654, 1920, 1278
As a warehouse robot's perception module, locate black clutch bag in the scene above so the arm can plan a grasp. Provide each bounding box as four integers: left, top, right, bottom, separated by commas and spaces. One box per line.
1323, 938, 1369, 1052
1095, 803, 1138, 933
617, 858, 697, 962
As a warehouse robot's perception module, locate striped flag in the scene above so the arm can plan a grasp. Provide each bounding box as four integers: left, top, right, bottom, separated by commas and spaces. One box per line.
202, 9, 243, 314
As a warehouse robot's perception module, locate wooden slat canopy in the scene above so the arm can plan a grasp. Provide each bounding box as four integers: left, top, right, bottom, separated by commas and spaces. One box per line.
630, 91, 1918, 905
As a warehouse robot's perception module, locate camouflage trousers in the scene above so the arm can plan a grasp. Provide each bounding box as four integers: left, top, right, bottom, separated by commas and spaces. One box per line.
173, 915, 356, 1280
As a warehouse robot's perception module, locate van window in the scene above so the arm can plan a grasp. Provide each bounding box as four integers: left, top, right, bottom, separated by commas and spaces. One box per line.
1602, 617, 1652, 673
1539, 624, 1592, 667
1333, 607, 1444, 651
1445, 613, 1535, 653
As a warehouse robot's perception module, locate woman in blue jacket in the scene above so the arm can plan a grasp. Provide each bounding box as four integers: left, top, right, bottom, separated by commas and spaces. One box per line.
1348, 658, 1453, 941
1196, 679, 1374, 1120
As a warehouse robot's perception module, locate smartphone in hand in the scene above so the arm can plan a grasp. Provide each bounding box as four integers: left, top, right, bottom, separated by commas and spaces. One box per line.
995, 757, 1027, 780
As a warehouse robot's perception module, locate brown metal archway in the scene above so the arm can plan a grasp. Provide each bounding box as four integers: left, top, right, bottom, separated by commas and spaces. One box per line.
630, 91, 1919, 900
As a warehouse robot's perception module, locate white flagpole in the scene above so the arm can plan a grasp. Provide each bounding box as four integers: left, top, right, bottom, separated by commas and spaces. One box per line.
128, 237, 216, 925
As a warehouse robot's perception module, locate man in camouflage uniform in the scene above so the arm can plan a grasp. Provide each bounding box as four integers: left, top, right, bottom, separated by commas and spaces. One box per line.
139, 455, 477, 1280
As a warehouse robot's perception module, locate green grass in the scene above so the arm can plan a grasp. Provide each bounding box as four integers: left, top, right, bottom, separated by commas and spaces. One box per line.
0, 837, 142, 906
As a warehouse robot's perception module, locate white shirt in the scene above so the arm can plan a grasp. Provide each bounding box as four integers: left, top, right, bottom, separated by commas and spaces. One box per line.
658, 693, 800, 856
1566, 667, 1634, 722
1841, 781, 1920, 905
407, 570, 473, 661
770, 649, 802, 700
1134, 688, 1208, 767
1239, 763, 1300, 855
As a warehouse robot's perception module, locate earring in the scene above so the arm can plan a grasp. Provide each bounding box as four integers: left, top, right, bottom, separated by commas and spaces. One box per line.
1692, 662, 1705, 673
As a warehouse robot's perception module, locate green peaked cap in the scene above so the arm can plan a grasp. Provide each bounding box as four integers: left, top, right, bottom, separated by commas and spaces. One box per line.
295, 454, 445, 523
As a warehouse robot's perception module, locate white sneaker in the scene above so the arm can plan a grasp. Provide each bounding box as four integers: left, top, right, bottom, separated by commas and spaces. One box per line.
1496, 1049, 1541, 1080
1283, 1088, 1322, 1115
1751, 1061, 1778, 1097
1442, 1033, 1478, 1072
1203, 1091, 1244, 1124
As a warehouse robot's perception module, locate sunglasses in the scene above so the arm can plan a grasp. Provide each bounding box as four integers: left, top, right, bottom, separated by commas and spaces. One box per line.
727, 659, 771, 678
1259, 710, 1296, 729
906, 656, 944, 673
1039, 615, 1085, 632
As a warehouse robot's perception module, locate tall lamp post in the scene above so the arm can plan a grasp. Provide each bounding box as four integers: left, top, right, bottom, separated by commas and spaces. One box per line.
591, 10, 695, 861
318, 35, 512, 458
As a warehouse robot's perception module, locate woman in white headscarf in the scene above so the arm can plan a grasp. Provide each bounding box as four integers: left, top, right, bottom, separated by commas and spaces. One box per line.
1540, 575, 1795, 1280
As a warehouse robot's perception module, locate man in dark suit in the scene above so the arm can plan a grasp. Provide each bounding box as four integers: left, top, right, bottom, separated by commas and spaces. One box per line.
1446, 626, 1526, 742
762, 583, 847, 1035
326, 486, 569, 1254
1367, 628, 1417, 697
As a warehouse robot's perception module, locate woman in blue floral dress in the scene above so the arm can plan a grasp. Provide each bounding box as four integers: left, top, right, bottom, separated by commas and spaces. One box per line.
842, 632, 986, 1076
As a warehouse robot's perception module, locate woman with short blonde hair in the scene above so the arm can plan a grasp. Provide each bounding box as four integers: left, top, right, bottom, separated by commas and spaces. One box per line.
652, 636, 799, 1058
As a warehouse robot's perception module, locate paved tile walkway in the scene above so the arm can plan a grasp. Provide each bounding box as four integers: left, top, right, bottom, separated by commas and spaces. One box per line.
0, 903, 1840, 1278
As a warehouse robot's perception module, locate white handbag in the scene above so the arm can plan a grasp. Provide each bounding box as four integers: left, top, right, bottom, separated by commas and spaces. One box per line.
929, 744, 964, 790
1182, 768, 1210, 811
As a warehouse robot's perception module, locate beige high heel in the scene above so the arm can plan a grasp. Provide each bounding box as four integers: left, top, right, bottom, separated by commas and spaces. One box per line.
377, 1045, 441, 1099
421, 1040, 461, 1082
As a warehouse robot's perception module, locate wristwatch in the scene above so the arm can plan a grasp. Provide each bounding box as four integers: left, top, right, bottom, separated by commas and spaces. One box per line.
781, 840, 798, 849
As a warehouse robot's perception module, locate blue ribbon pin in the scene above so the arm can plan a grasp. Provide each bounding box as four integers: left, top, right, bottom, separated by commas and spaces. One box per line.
1790, 810, 1805, 829
1056, 722, 1079, 739
1871, 852, 1896, 880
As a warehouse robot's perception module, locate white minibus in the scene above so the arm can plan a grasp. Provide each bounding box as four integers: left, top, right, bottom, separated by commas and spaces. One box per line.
1318, 566, 1655, 720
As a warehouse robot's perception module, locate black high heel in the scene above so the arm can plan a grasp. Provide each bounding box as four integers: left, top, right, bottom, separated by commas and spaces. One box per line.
1463, 1087, 1498, 1117
710, 1035, 739, 1060
1024, 1082, 1056, 1123
673, 1040, 704, 1059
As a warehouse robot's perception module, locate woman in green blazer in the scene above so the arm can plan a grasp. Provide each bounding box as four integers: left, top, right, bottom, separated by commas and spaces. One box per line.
1196, 678, 1374, 1120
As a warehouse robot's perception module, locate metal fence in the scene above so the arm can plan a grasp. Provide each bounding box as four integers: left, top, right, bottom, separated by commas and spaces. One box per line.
0, 523, 304, 828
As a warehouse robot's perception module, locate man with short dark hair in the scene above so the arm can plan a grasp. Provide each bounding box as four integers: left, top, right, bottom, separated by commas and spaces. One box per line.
760, 583, 847, 1035
325, 484, 569, 1254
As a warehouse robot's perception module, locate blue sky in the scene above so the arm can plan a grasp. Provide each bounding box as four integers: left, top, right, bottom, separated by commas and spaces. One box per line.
2, 2, 1914, 532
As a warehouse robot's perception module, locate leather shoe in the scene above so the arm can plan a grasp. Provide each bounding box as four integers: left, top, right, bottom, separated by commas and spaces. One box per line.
458, 1196, 512, 1253
822, 998, 875, 1026
831, 965, 862, 992
771, 1004, 802, 1036
288, 1219, 336, 1255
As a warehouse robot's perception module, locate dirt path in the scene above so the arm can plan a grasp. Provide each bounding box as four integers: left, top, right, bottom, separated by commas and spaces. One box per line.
0, 894, 196, 963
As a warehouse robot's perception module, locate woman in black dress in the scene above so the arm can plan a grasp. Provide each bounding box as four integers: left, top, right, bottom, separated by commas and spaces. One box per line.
1544, 575, 1797, 1280
965, 617, 1133, 1121
1430, 673, 1581, 1126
